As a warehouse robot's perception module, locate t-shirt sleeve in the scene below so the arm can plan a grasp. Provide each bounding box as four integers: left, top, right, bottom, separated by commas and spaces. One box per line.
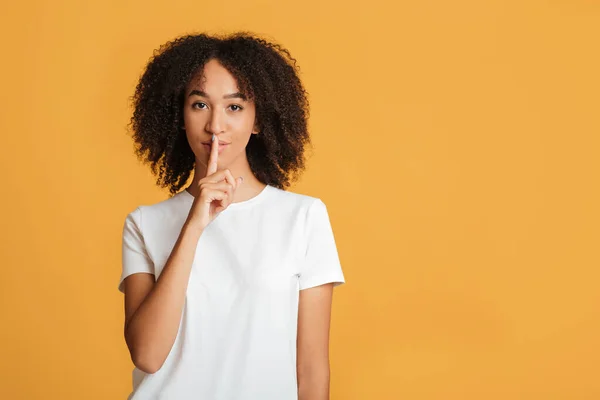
298, 198, 346, 290
118, 206, 155, 293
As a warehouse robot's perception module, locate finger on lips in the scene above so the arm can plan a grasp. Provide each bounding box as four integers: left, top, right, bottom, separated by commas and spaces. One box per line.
206, 133, 219, 177
204, 134, 242, 192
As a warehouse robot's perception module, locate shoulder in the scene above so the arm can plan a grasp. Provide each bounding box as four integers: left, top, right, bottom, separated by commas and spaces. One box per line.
263, 187, 334, 236
123, 191, 190, 233
266, 185, 324, 210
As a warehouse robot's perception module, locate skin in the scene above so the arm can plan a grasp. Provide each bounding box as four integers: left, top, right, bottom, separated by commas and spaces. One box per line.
184, 60, 336, 397
182, 58, 266, 202
297, 282, 335, 399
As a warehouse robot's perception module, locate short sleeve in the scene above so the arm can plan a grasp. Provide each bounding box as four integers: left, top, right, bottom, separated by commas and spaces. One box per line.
118, 206, 155, 293
298, 198, 346, 290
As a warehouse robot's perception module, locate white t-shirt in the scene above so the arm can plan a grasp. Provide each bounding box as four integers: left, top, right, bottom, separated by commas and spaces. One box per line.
119, 184, 345, 399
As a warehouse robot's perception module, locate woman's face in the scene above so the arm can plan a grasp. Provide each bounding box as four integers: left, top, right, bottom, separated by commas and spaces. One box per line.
182, 58, 258, 170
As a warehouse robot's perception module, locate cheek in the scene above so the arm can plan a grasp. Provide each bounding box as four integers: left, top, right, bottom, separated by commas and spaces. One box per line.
182, 107, 195, 126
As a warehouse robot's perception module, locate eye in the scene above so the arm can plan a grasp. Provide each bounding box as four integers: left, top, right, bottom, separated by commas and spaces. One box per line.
229, 104, 243, 111
192, 102, 207, 110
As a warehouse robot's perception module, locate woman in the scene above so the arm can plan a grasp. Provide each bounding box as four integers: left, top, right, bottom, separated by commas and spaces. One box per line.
119, 31, 345, 399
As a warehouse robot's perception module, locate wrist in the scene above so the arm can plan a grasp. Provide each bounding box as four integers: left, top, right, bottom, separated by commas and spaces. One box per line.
183, 217, 206, 236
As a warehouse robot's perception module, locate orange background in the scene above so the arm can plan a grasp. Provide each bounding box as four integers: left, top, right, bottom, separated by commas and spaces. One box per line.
1, 0, 599, 398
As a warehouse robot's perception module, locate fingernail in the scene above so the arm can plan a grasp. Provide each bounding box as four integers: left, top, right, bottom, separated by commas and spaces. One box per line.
211, 134, 215, 142
239, 177, 244, 183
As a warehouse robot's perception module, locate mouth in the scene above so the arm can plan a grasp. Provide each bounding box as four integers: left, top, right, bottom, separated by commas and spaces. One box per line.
202, 143, 230, 153
201, 140, 230, 145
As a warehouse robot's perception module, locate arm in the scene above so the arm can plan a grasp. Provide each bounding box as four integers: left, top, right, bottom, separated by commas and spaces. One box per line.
123, 218, 203, 374
123, 134, 239, 374
297, 282, 335, 400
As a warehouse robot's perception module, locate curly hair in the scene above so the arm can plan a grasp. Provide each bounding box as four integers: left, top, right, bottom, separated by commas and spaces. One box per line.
127, 31, 313, 196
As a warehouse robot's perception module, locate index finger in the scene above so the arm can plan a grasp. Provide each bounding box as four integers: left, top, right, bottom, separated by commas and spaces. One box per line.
206, 134, 219, 177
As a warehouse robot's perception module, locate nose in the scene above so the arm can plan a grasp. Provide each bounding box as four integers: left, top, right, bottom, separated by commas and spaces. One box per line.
205, 108, 225, 135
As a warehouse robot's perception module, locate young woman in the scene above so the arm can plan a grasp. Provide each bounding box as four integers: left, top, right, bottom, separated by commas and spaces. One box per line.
119, 32, 345, 399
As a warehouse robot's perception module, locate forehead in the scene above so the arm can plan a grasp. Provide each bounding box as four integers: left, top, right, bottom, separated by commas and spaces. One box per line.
187, 60, 240, 94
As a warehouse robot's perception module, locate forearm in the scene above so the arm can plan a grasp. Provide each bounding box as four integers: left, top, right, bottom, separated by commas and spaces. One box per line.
125, 219, 204, 373
298, 365, 330, 400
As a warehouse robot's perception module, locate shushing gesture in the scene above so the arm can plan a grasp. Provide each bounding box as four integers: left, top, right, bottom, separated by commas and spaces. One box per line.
187, 134, 244, 230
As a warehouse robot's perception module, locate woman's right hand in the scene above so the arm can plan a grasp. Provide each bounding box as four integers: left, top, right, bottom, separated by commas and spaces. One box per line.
187, 134, 243, 230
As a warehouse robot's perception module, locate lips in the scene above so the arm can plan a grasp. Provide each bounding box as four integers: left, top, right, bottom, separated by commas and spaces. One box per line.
202, 143, 229, 153
201, 140, 230, 145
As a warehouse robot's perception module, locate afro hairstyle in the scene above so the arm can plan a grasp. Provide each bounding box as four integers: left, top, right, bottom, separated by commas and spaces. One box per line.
127, 31, 313, 196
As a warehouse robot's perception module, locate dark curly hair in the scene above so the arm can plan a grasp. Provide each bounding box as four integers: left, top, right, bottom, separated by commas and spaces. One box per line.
127, 31, 312, 196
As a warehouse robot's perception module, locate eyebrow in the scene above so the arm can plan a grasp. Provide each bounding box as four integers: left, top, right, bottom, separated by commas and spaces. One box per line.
188, 90, 247, 101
